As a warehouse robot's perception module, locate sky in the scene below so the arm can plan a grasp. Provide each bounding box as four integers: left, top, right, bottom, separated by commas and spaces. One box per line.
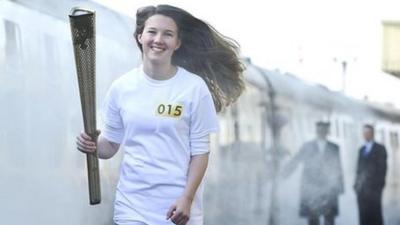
94, 0, 400, 107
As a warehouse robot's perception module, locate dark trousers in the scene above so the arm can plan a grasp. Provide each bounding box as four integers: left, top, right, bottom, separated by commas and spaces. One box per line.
308, 215, 335, 225
356, 190, 384, 225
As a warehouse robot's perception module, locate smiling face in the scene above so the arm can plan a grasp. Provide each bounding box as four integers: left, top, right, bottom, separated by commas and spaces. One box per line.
137, 14, 181, 65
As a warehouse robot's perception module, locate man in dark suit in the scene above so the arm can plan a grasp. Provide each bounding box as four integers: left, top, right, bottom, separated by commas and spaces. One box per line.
283, 121, 344, 225
354, 124, 387, 225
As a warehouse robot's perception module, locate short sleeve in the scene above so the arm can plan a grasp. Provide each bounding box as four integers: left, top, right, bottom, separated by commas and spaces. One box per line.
100, 82, 125, 144
189, 82, 219, 155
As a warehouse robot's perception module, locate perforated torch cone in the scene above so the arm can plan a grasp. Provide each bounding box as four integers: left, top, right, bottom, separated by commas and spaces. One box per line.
69, 7, 101, 205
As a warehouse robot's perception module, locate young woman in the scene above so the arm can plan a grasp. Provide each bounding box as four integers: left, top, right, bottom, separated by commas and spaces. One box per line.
76, 5, 245, 225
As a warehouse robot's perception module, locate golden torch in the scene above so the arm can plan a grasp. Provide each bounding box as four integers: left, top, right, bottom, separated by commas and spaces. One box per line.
69, 7, 101, 205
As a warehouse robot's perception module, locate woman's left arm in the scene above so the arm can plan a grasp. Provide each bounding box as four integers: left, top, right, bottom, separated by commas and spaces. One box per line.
166, 153, 209, 225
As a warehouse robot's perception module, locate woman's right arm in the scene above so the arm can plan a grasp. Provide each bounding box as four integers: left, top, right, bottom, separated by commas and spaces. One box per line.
76, 131, 120, 159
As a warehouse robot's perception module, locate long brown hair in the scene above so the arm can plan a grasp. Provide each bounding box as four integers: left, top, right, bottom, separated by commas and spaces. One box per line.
134, 5, 245, 112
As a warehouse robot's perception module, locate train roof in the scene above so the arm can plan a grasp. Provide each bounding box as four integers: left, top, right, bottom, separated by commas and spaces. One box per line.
243, 59, 400, 122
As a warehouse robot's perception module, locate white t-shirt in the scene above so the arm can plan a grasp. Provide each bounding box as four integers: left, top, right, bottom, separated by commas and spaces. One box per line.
101, 66, 219, 225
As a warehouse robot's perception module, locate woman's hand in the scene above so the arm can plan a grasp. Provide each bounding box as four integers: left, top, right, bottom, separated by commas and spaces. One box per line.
165, 153, 208, 225
166, 196, 192, 225
76, 130, 100, 154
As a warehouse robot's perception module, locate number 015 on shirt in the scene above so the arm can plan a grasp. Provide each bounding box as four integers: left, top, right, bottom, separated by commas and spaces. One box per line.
155, 103, 183, 118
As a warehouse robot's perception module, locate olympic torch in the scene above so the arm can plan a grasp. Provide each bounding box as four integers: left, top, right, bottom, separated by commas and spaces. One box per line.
69, 7, 101, 205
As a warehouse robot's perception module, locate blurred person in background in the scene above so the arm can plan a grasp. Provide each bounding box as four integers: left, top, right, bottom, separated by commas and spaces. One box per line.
282, 121, 344, 225
354, 124, 387, 225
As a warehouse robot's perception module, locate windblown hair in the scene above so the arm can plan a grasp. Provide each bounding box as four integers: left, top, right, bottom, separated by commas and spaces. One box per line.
134, 5, 245, 112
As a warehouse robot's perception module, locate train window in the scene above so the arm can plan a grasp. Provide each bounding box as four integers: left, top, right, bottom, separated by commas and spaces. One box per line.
343, 122, 353, 139
379, 129, 386, 144
390, 132, 399, 150
343, 122, 347, 138
0, 20, 5, 48
0, 20, 5, 66
335, 119, 340, 138
3, 19, 22, 66
231, 103, 240, 142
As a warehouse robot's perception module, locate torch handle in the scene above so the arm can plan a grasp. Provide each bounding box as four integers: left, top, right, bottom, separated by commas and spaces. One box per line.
86, 131, 100, 205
